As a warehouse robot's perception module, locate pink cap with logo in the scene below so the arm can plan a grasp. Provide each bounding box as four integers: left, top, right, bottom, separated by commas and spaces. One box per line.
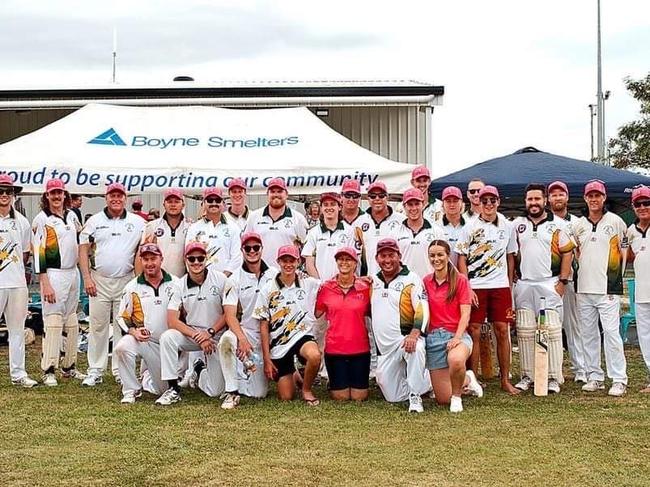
277, 245, 300, 261
442, 186, 463, 200
0, 173, 22, 193
341, 178, 361, 194
335, 246, 358, 262
139, 243, 162, 256
228, 178, 247, 191
45, 178, 66, 193
241, 232, 263, 245
267, 177, 287, 191
402, 187, 424, 203
163, 188, 184, 200
105, 182, 126, 195
411, 165, 430, 180
584, 180, 606, 196
202, 187, 223, 199
547, 180, 568, 195
133, 198, 143, 206
367, 181, 388, 194
184, 242, 207, 256
320, 192, 340, 204
376, 238, 400, 255
632, 185, 650, 202
478, 185, 499, 199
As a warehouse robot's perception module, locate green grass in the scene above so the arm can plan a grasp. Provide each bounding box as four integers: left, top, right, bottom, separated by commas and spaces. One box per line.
1, 340, 649, 486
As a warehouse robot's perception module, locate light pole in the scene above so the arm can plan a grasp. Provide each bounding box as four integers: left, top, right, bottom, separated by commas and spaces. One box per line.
589, 104, 596, 161
596, 0, 606, 164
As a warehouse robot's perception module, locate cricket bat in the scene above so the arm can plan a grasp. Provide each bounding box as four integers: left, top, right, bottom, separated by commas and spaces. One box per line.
534, 297, 549, 397
479, 322, 495, 379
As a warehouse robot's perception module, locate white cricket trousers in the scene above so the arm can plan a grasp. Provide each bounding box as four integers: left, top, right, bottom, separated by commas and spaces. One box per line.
237, 328, 268, 398
0, 287, 29, 381
563, 282, 588, 377
376, 338, 430, 403
577, 293, 627, 384
87, 271, 132, 377
636, 303, 650, 375
114, 335, 165, 396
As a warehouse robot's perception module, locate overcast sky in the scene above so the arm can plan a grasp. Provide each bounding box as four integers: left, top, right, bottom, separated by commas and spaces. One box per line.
1, 0, 648, 177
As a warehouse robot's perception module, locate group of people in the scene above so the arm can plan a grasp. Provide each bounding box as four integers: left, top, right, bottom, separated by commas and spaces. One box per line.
1, 164, 649, 414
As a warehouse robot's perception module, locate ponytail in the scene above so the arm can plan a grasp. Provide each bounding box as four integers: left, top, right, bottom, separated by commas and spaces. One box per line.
428, 239, 458, 303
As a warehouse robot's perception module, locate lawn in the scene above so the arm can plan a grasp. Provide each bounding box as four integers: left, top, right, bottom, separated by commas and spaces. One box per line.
0, 339, 649, 487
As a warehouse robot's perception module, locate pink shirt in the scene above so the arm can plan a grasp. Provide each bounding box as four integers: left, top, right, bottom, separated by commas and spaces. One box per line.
423, 272, 471, 334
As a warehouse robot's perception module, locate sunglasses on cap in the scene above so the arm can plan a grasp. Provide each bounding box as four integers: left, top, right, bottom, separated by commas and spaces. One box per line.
368, 193, 387, 200
633, 200, 650, 209
0, 188, 14, 196
342, 192, 361, 199
205, 197, 223, 204
186, 255, 206, 263
243, 244, 261, 253
480, 197, 498, 205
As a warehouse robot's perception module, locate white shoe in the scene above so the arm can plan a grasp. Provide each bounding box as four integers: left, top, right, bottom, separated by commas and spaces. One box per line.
43, 373, 58, 387
113, 374, 122, 385
61, 368, 87, 380
515, 376, 533, 391
81, 374, 103, 387
155, 388, 182, 406
574, 372, 587, 384
608, 382, 627, 397
121, 390, 142, 404
582, 380, 605, 392
12, 376, 38, 388
465, 370, 484, 398
408, 393, 424, 413
221, 392, 241, 410
548, 379, 561, 394
188, 358, 205, 389
449, 395, 463, 413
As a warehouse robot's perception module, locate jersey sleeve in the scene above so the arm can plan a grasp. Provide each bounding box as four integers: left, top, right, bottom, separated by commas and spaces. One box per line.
116, 283, 134, 333
301, 228, 317, 257
411, 277, 430, 334
252, 282, 271, 321
294, 212, 308, 245
507, 222, 519, 254
225, 224, 243, 275
456, 274, 471, 306
314, 283, 327, 318
557, 227, 576, 253
31, 214, 47, 274
222, 276, 240, 308
166, 280, 182, 311
78, 215, 97, 245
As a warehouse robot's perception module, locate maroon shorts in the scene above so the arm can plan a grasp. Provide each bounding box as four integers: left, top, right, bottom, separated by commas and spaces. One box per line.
470, 287, 514, 324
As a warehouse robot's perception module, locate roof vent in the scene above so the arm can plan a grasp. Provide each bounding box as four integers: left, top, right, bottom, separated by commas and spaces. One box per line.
173, 76, 194, 82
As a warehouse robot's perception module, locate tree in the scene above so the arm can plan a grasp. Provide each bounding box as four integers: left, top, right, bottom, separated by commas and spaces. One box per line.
609, 73, 650, 170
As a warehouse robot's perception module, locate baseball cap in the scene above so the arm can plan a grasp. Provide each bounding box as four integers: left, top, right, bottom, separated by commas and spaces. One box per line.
277, 245, 300, 261
184, 241, 207, 256
584, 180, 606, 196
227, 178, 247, 191
478, 185, 500, 199
163, 188, 184, 200
202, 187, 223, 199
411, 165, 430, 180
133, 198, 143, 206
45, 178, 66, 193
402, 188, 424, 204
547, 180, 569, 195
341, 178, 361, 194
442, 186, 463, 200
631, 185, 650, 202
320, 192, 340, 204
367, 181, 388, 194
335, 247, 358, 262
105, 182, 126, 195
267, 178, 287, 191
139, 243, 162, 256
0, 174, 22, 194
241, 232, 262, 245
376, 238, 400, 255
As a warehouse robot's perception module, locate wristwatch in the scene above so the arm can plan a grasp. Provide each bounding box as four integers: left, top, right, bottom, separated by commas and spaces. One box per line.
207, 328, 216, 337
559, 278, 569, 285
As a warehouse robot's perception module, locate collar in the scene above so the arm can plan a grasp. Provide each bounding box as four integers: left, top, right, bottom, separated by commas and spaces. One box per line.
365, 206, 394, 225
526, 212, 554, 228
202, 214, 227, 225
376, 265, 410, 285
103, 207, 127, 220
553, 211, 572, 222
187, 269, 209, 288
326, 276, 367, 293
228, 205, 249, 219
242, 260, 270, 274
427, 272, 451, 288
275, 273, 300, 289
634, 220, 649, 238
163, 212, 185, 224
137, 270, 172, 287
263, 205, 292, 221
478, 214, 500, 226
342, 209, 363, 225
319, 218, 345, 233
44, 207, 70, 222
442, 214, 465, 227
401, 217, 432, 235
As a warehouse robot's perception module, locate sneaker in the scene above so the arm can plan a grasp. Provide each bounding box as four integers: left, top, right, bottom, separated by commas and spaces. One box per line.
465, 370, 484, 398
81, 374, 103, 387
12, 376, 38, 388
155, 388, 182, 406
548, 379, 561, 394
43, 373, 58, 387
221, 392, 241, 410
408, 393, 424, 413
188, 359, 205, 389
515, 376, 533, 391
449, 395, 463, 413
608, 382, 627, 397
113, 374, 122, 385
61, 368, 87, 380
582, 380, 605, 392
121, 390, 142, 404
574, 372, 587, 384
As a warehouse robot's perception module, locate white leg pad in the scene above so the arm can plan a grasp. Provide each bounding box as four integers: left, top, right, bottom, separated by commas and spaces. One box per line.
546, 309, 564, 383
41, 314, 64, 372
516, 308, 536, 379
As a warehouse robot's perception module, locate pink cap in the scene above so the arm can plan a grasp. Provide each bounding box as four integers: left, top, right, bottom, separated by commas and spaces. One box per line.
105, 182, 126, 195
45, 178, 66, 193
241, 232, 263, 245
133, 198, 143, 206
376, 238, 400, 255
584, 180, 606, 196
163, 188, 184, 200
320, 192, 340, 204
267, 177, 287, 191
632, 185, 650, 202
184, 241, 207, 256
478, 185, 500, 199
411, 165, 430, 180
402, 187, 425, 203
442, 186, 463, 200
0, 173, 21, 193
335, 246, 358, 262
341, 178, 361, 194
139, 243, 162, 256
202, 187, 223, 199
367, 181, 388, 194
228, 178, 247, 191
548, 180, 568, 195
277, 245, 300, 261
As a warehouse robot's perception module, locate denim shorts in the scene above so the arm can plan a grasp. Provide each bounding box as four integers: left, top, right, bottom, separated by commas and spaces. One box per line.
425, 328, 473, 370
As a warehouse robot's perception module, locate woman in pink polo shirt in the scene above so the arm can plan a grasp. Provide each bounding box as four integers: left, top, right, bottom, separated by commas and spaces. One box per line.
315, 247, 371, 401
423, 240, 483, 413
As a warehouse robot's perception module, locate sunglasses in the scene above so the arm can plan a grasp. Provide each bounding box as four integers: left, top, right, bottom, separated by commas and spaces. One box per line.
186, 255, 206, 263
0, 188, 14, 196
368, 193, 387, 200
480, 197, 498, 205
633, 200, 650, 209
342, 192, 361, 199
243, 244, 261, 253
205, 197, 223, 204
468, 189, 481, 194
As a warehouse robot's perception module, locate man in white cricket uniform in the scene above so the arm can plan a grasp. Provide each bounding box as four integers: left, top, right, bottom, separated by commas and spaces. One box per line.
573, 180, 628, 396
32, 178, 84, 386
512, 183, 574, 394
114, 243, 175, 404
340, 178, 364, 228
463, 179, 485, 222
627, 186, 650, 392
0, 174, 37, 388
370, 238, 430, 413
186, 187, 241, 275
79, 182, 145, 386
222, 232, 279, 399
440, 186, 470, 266
395, 188, 446, 279
224, 178, 250, 231
245, 178, 308, 266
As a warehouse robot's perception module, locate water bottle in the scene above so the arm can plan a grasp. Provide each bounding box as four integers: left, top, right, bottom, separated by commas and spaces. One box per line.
242, 352, 261, 377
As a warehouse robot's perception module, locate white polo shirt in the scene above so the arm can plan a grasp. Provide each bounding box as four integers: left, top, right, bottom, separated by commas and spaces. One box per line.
459, 215, 518, 289
441, 216, 470, 266
512, 214, 575, 281
423, 199, 443, 224
224, 206, 250, 232
168, 266, 229, 331
301, 220, 358, 280
395, 219, 446, 279
79, 208, 144, 278
32, 209, 80, 273
222, 261, 279, 333
0, 208, 30, 289
573, 211, 627, 295
628, 223, 650, 303
117, 271, 176, 342
352, 207, 403, 276
185, 215, 242, 274
252, 274, 320, 360
245, 205, 308, 265
369, 266, 429, 355
142, 214, 191, 278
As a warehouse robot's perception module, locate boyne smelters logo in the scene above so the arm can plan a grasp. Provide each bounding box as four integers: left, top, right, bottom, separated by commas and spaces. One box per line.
88, 128, 127, 146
